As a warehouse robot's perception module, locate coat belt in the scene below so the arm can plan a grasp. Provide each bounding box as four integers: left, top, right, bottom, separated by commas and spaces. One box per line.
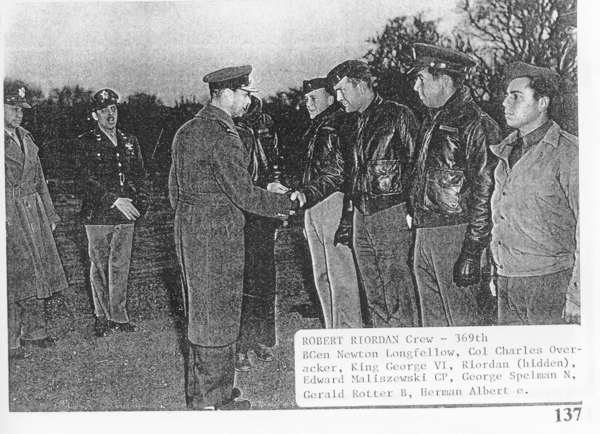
7, 185, 37, 198
178, 191, 232, 206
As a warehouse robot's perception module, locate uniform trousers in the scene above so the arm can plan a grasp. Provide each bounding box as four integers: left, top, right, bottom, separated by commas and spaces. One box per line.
8, 297, 48, 350
354, 202, 418, 328
238, 215, 279, 353
497, 268, 572, 325
85, 224, 134, 324
305, 192, 362, 329
414, 224, 485, 327
185, 341, 236, 408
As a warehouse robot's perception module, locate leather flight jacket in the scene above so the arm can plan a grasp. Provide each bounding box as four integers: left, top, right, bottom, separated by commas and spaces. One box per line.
234, 98, 279, 189
410, 85, 500, 255
297, 104, 347, 209
347, 94, 420, 216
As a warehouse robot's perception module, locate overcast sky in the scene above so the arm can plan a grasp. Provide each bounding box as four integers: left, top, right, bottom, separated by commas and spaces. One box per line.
3, 0, 459, 105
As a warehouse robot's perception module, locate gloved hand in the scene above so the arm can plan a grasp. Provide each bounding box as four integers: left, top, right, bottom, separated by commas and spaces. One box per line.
333, 223, 352, 247
453, 251, 481, 288
334, 197, 354, 247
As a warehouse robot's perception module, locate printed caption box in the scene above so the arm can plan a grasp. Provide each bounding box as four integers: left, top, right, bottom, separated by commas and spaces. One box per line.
295, 326, 584, 407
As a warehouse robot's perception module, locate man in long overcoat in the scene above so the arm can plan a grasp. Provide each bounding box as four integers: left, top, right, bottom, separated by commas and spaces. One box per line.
169, 65, 291, 410
5, 81, 68, 358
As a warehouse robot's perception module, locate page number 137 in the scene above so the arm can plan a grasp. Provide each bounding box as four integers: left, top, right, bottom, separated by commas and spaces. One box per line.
555, 407, 581, 422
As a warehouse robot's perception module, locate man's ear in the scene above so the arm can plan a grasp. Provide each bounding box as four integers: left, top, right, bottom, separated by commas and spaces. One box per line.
222, 88, 234, 102
91, 112, 98, 121
442, 74, 453, 90
538, 95, 550, 112
327, 95, 335, 106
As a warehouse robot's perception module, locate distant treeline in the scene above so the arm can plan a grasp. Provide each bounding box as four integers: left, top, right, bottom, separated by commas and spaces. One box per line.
7, 0, 577, 180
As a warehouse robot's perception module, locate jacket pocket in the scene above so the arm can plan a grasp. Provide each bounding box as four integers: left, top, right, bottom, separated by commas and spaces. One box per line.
424, 168, 465, 214
367, 159, 402, 195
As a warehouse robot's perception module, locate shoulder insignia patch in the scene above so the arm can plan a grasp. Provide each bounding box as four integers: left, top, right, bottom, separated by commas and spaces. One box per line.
216, 119, 240, 139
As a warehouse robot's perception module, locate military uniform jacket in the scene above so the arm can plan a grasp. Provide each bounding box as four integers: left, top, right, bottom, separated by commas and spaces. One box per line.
76, 126, 148, 225
5, 127, 68, 302
168, 103, 290, 347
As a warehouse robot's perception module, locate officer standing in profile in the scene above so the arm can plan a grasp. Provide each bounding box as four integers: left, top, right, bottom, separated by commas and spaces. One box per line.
169, 65, 292, 410
5, 81, 68, 359
76, 89, 149, 338
410, 44, 500, 327
290, 77, 362, 329
492, 62, 579, 325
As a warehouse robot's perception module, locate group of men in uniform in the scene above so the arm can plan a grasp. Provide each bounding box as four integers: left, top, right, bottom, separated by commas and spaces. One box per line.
5, 41, 579, 410
5, 82, 147, 359
166, 43, 579, 410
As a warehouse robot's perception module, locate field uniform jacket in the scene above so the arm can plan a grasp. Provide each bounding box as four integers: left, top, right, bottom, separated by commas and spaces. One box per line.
490, 121, 579, 305
76, 126, 148, 225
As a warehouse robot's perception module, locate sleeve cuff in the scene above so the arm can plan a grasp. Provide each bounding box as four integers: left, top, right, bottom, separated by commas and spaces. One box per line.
102, 192, 120, 208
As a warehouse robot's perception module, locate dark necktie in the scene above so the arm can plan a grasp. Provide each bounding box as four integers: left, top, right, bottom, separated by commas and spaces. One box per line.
508, 137, 523, 169
14, 130, 25, 154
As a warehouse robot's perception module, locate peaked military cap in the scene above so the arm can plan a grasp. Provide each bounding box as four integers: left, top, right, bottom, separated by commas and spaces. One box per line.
327, 60, 371, 88
303, 78, 331, 95
203, 65, 258, 92
92, 88, 119, 111
4, 81, 31, 108
503, 61, 561, 87
411, 43, 476, 75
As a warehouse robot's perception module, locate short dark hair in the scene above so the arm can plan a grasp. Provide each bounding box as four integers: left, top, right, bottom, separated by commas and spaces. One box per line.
427, 67, 464, 88
346, 68, 373, 90
527, 75, 559, 118
209, 88, 227, 99
528, 75, 559, 102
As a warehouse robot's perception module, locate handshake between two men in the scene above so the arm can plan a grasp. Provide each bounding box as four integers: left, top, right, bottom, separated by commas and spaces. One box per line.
266, 182, 305, 206
266, 181, 351, 248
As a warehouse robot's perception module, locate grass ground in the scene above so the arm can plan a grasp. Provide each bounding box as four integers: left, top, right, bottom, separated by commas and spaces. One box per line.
8, 177, 321, 411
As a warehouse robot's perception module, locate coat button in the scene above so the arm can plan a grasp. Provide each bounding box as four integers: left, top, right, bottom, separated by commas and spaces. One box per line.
97, 153, 101, 157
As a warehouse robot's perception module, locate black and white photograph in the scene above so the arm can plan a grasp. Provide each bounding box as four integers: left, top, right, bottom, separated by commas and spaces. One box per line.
2, 0, 598, 432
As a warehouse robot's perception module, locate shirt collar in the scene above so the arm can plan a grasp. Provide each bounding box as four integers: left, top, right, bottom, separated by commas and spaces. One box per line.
521, 120, 553, 151
491, 120, 561, 159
